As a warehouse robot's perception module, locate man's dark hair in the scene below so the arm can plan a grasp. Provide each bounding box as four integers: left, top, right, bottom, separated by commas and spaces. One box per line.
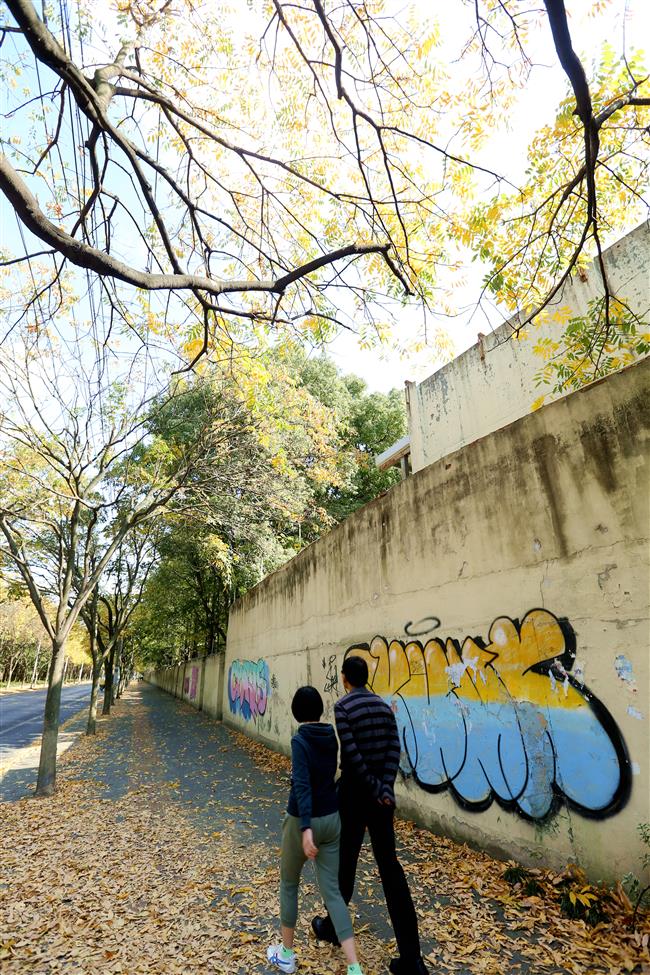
291, 686, 324, 723
341, 655, 369, 688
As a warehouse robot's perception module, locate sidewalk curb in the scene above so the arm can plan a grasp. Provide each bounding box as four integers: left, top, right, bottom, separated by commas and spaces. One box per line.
0, 680, 92, 697
0, 702, 89, 782
0, 684, 47, 696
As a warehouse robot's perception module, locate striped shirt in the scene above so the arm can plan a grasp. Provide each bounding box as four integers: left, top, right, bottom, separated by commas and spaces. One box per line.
334, 687, 401, 803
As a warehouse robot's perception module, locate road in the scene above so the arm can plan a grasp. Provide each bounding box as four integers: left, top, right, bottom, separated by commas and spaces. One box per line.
0, 682, 95, 768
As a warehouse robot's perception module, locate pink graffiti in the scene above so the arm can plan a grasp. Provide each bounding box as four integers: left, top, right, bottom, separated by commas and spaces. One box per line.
228, 659, 270, 721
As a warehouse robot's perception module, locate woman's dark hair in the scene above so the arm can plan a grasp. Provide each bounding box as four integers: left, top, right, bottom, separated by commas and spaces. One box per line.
291, 686, 324, 723
341, 655, 369, 688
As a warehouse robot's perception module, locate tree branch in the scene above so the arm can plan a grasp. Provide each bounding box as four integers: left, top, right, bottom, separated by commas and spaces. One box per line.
0, 155, 390, 299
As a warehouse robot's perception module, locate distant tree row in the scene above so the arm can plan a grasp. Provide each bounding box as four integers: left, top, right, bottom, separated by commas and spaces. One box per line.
0, 588, 89, 687
127, 346, 407, 669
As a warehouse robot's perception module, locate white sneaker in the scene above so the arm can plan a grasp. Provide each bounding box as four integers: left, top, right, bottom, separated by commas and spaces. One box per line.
267, 944, 297, 973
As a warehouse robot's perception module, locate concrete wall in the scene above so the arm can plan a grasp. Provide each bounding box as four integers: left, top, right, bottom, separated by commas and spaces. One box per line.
407, 221, 650, 473
223, 357, 650, 883
147, 653, 226, 720
202, 654, 226, 719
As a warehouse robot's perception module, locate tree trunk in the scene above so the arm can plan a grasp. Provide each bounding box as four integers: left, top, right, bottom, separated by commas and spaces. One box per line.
117, 650, 129, 698
206, 608, 217, 657
35, 639, 66, 797
86, 660, 101, 734
206, 572, 219, 656
102, 650, 114, 715
112, 638, 121, 703
30, 640, 41, 687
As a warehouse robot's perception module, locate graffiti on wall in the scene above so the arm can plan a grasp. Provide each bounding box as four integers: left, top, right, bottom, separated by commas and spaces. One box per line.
189, 665, 198, 701
228, 658, 271, 721
322, 655, 339, 696
345, 609, 630, 820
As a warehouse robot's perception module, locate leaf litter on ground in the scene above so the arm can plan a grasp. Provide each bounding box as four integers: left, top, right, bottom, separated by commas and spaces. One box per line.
0, 686, 648, 975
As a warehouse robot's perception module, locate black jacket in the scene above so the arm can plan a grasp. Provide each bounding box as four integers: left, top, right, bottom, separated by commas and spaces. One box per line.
287, 722, 339, 829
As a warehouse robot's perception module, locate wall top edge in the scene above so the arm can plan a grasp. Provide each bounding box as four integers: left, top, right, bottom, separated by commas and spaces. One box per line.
413, 220, 650, 394
230, 354, 650, 617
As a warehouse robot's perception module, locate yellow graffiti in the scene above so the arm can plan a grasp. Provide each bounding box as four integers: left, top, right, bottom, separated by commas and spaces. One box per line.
348, 609, 587, 711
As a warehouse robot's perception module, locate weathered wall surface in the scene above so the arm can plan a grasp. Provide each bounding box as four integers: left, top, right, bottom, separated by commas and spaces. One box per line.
202, 654, 226, 719
224, 357, 650, 883
147, 653, 227, 719
149, 659, 200, 706
408, 221, 650, 473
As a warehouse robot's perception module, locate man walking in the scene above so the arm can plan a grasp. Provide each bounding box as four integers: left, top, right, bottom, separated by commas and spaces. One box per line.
311, 655, 429, 975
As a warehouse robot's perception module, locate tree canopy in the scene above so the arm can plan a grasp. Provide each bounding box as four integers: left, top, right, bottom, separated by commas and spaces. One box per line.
0, 584, 89, 686
1, 0, 647, 379
129, 348, 407, 667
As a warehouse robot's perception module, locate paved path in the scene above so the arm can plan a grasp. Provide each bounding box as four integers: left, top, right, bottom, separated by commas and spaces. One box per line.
0, 683, 644, 975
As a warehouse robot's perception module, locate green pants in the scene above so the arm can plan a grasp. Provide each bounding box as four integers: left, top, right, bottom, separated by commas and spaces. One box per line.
280, 812, 354, 943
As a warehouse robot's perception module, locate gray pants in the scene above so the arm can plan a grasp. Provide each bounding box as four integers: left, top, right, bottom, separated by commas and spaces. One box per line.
280, 812, 354, 942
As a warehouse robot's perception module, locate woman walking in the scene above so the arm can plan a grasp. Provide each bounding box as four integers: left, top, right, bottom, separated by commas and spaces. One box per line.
267, 685, 364, 975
